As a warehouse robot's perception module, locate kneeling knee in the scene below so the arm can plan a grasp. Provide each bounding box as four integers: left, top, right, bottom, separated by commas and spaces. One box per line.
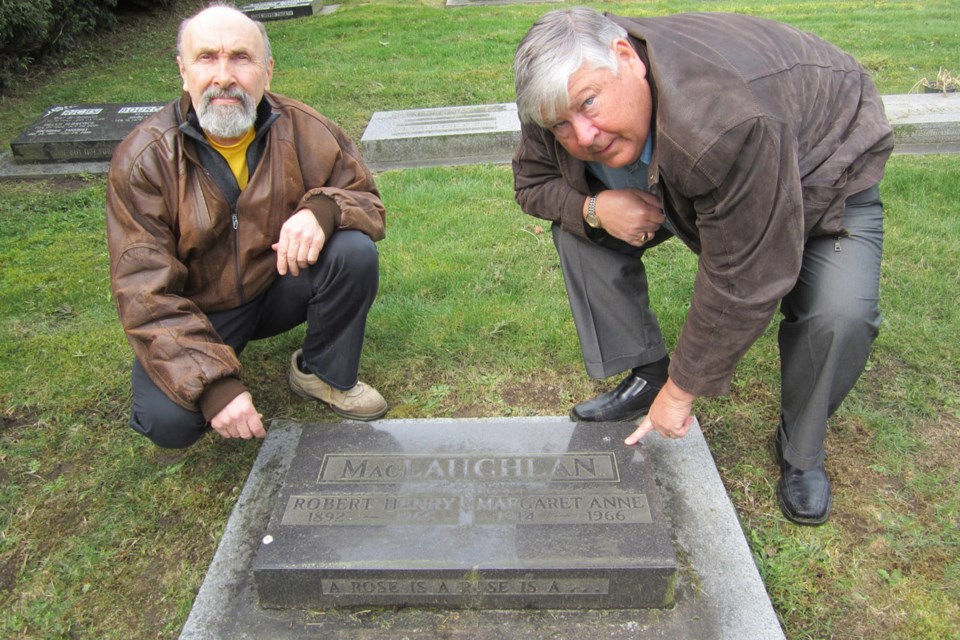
130, 406, 208, 449
326, 232, 379, 280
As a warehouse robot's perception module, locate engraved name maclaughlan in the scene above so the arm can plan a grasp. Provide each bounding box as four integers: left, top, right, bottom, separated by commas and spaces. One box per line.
317, 453, 620, 483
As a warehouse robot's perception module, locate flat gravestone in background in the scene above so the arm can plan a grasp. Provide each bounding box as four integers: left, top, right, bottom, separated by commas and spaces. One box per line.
10, 103, 164, 164
360, 103, 521, 171
883, 92, 960, 153
239, 0, 323, 21
252, 419, 677, 610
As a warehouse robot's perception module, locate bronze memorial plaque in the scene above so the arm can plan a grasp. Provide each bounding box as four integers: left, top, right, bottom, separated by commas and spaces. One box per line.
252, 419, 676, 609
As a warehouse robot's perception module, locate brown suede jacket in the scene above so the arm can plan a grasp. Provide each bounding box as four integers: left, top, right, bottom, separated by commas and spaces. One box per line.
513, 12, 894, 397
106, 91, 385, 418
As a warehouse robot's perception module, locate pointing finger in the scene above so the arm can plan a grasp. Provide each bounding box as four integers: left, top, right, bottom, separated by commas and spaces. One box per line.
625, 416, 654, 446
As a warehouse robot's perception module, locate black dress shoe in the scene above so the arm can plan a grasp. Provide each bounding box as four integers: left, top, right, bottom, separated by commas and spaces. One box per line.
571, 373, 663, 422
775, 434, 832, 525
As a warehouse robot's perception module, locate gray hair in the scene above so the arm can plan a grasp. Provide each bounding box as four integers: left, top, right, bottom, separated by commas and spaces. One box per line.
514, 7, 627, 127
177, 2, 273, 65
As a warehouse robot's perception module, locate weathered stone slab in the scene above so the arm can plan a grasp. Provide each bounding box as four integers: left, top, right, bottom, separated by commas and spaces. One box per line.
239, 0, 324, 21
252, 419, 676, 610
9, 102, 164, 164
883, 92, 960, 154
360, 103, 521, 171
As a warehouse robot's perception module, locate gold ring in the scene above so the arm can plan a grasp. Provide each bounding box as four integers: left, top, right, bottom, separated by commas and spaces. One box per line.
641, 231, 649, 243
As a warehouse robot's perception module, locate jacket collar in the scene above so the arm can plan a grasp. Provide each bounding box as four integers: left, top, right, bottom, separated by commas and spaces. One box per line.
174, 92, 281, 205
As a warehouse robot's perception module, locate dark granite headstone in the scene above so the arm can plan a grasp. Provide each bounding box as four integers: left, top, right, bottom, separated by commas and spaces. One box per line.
239, 0, 323, 21
252, 419, 677, 610
10, 103, 164, 164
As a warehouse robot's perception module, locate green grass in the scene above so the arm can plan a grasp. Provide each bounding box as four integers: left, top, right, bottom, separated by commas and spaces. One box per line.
1, 1, 959, 638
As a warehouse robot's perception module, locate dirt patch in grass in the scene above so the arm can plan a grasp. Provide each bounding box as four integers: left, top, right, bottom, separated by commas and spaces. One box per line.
498, 377, 566, 414
914, 412, 960, 477
828, 417, 889, 496
107, 536, 211, 637
446, 375, 571, 418
46, 176, 100, 194
452, 403, 493, 418
0, 408, 39, 437
0, 543, 27, 597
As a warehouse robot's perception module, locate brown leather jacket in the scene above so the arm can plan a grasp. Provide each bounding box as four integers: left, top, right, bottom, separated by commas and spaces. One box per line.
513, 13, 893, 396
106, 91, 385, 414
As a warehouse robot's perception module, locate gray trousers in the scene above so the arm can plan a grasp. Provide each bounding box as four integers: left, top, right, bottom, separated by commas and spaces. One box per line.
129, 230, 379, 448
552, 186, 883, 470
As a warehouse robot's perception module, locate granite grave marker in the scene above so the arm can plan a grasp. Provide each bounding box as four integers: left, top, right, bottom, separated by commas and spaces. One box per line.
10, 103, 164, 164
252, 419, 677, 610
239, 0, 324, 21
359, 103, 521, 171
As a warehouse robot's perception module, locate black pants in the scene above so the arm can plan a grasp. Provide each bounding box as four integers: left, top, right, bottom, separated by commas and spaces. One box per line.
129, 230, 379, 448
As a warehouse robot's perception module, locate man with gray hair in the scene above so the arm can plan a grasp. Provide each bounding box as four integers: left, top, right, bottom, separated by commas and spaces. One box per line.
512, 7, 893, 525
107, 3, 388, 449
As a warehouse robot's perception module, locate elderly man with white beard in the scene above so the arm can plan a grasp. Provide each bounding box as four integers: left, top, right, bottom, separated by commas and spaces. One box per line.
106, 3, 388, 449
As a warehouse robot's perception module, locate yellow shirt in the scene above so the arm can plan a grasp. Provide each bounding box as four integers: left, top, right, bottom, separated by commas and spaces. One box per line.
207, 128, 256, 189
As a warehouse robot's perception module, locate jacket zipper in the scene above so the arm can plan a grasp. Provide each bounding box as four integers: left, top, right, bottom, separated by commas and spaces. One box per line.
231, 208, 245, 303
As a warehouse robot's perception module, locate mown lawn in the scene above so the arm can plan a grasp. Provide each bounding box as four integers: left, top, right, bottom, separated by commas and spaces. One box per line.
1, 1, 958, 638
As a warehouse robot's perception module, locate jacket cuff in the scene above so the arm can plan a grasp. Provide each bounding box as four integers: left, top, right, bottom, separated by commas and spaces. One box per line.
199, 377, 248, 422
667, 359, 732, 398
562, 192, 591, 238
302, 194, 339, 242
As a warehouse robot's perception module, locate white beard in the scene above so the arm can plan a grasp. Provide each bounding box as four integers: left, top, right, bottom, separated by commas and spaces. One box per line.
197, 86, 256, 139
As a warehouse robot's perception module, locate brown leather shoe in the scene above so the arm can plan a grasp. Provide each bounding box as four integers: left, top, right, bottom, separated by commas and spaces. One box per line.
288, 349, 387, 420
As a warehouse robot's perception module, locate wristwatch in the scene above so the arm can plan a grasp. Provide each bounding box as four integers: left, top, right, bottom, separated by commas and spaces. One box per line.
584, 195, 601, 229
